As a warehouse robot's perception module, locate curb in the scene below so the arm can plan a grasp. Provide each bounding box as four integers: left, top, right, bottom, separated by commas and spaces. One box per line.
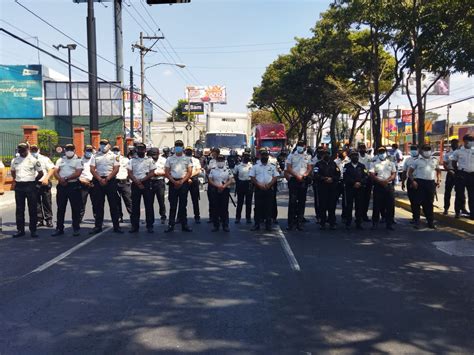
395, 197, 474, 234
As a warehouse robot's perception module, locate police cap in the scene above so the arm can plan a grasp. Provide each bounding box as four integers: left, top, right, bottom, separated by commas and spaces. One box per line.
259, 147, 269, 155
409, 144, 418, 150
185, 146, 193, 151
349, 150, 358, 157
17, 142, 28, 149
112, 145, 120, 151
85, 144, 94, 151
377, 146, 387, 153
174, 140, 184, 147
162, 146, 170, 152
135, 142, 146, 149
463, 134, 473, 142
297, 140, 306, 146
65, 143, 75, 150
244, 147, 251, 154
149, 147, 159, 155
99, 139, 110, 145
216, 154, 225, 161
421, 144, 431, 151
30, 144, 38, 149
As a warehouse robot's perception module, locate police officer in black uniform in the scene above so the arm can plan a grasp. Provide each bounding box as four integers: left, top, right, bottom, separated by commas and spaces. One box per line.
149, 147, 167, 224
208, 154, 234, 232
206, 147, 220, 224
314, 149, 340, 230
234, 150, 253, 224
186, 147, 202, 224
343, 151, 369, 230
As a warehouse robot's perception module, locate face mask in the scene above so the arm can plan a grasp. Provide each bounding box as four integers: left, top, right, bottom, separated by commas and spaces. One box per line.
261, 157, 269, 164
217, 162, 225, 168
65, 151, 75, 158
378, 153, 387, 161
175, 146, 183, 154
137, 151, 146, 158
359, 150, 366, 157
422, 151, 431, 158
351, 157, 359, 164
185, 151, 192, 157
112, 150, 120, 156
31, 152, 39, 158
100, 144, 109, 153
296, 146, 304, 154
84, 151, 93, 159
152, 155, 158, 161
410, 150, 418, 157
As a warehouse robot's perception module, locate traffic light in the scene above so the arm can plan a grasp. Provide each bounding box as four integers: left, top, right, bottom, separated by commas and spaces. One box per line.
146, 0, 191, 4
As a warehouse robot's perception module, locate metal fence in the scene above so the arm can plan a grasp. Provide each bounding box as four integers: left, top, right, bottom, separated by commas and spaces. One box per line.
0, 131, 24, 167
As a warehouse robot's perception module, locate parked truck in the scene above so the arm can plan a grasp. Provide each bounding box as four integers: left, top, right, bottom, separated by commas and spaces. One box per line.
251, 123, 287, 157
204, 112, 252, 156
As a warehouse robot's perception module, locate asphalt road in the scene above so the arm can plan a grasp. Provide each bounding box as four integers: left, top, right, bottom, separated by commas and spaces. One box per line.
0, 187, 473, 354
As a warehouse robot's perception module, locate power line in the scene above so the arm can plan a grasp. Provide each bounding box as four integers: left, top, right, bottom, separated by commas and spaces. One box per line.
172, 41, 295, 49
426, 96, 474, 112
129, 1, 155, 34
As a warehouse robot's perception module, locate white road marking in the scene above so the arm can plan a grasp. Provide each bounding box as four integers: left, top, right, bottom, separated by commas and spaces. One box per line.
276, 226, 301, 272
30, 227, 112, 274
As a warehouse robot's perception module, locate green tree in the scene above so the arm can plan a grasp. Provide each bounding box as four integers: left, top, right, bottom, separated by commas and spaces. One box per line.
467, 112, 474, 124
38, 129, 59, 156
167, 99, 196, 123
250, 110, 278, 127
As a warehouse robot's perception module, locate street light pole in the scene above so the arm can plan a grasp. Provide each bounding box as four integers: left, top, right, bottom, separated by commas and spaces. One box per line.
87, 0, 99, 139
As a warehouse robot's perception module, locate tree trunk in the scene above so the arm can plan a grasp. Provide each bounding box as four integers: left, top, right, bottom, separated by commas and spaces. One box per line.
415, 64, 425, 145
348, 109, 361, 147
330, 113, 338, 156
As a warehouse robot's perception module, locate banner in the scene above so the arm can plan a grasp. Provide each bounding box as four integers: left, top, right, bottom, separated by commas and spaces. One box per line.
123, 90, 153, 121
430, 120, 447, 135
185, 85, 227, 104
0, 65, 44, 119
403, 72, 450, 96
183, 102, 204, 114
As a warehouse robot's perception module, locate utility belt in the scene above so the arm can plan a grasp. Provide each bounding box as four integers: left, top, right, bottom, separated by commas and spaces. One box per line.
150, 176, 164, 181
117, 179, 129, 184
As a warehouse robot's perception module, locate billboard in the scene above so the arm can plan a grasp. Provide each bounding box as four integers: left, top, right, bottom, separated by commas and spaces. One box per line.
183, 102, 204, 114
403, 72, 450, 96
123, 90, 153, 122
186, 85, 227, 104
0, 65, 44, 119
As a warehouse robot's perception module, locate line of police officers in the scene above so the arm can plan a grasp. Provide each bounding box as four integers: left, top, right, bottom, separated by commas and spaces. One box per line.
9, 135, 474, 238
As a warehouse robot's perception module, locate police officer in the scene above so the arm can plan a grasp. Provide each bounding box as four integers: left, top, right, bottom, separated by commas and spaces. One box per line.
334, 149, 350, 221
149, 147, 167, 224
407, 144, 441, 229
234, 150, 253, 224
112, 145, 132, 223
208, 154, 234, 232
452, 134, 474, 220
90, 138, 123, 234
127, 142, 156, 233
162, 146, 171, 159
370, 147, 397, 230
358, 144, 373, 222
11, 142, 43, 238
52, 144, 83, 236
164, 140, 193, 233
343, 151, 369, 230
401, 145, 419, 222
311, 147, 324, 222
79, 144, 95, 223
443, 139, 467, 217
206, 147, 221, 224
314, 149, 340, 230
249, 148, 279, 231
285, 140, 312, 231
268, 151, 281, 224
227, 149, 239, 170
186, 146, 202, 224
30, 144, 55, 228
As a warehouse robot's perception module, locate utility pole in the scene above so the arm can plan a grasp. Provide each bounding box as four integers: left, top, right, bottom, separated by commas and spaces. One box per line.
87, 0, 99, 138
114, 0, 123, 84
129, 66, 134, 139
132, 32, 164, 144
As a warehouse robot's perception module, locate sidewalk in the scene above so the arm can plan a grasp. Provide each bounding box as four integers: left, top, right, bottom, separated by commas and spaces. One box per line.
0, 189, 57, 210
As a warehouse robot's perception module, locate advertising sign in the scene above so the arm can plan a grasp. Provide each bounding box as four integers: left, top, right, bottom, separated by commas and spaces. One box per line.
403, 72, 450, 96
186, 85, 227, 104
123, 90, 153, 121
402, 110, 415, 123
183, 102, 204, 114
0, 65, 44, 119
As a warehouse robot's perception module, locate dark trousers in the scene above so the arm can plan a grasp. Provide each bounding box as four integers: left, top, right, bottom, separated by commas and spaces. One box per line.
189, 177, 200, 219
131, 182, 154, 229
345, 186, 364, 226
372, 184, 395, 226
407, 185, 416, 219
336, 180, 347, 218
254, 187, 273, 226
91, 178, 120, 229
207, 187, 215, 222
151, 179, 167, 219
209, 186, 230, 227
454, 172, 469, 215
235, 180, 253, 220
56, 182, 82, 231
272, 184, 278, 220
15, 182, 38, 232
37, 182, 53, 223
318, 182, 338, 226
168, 181, 189, 227
79, 183, 95, 223
288, 178, 307, 226
313, 182, 319, 218
456, 171, 474, 218
412, 179, 436, 223
117, 180, 132, 219
362, 180, 372, 219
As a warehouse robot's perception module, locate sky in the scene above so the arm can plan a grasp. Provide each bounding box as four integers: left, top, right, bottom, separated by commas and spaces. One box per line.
0, 0, 472, 124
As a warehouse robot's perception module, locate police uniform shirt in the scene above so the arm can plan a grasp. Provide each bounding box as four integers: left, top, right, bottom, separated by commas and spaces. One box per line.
234, 162, 253, 181
286, 153, 312, 176
411, 156, 438, 180
127, 157, 155, 180
343, 163, 368, 185
208, 158, 228, 171
359, 153, 373, 169
334, 157, 350, 178
402, 156, 417, 172
152, 156, 167, 180
249, 163, 279, 185
116, 156, 130, 180
314, 160, 340, 180
209, 166, 233, 185
90, 151, 120, 177
165, 155, 193, 179
452, 146, 474, 173
11, 154, 42, 182
80, 157, 93, 181
369, 159, 396, 180
443, 150, 456, 170
191, 157, 202, 176
56, 156, 83, 182
37, 154, 55, 173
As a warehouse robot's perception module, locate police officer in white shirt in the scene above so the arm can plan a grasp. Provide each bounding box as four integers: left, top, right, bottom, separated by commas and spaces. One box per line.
249, 148, 279, 231
52, 144, 83, 236
358, 144, 373, 222
285, 140, 312, 231
127, 142, 156, 233
79, 144, 95, 223
401, 145, 419, 222
206, 147, 223, 224
407, 144, 441, 229
334, 149, 350, 220
234, 150, 253, 224
90, 138, 123, 234
452, 134, 474, 220
11, 142, 43, 238
186, 147, 202, 224
112, 145, 132, 223
208, 154, 234, 232
164, 140, 193, 233
30, 144, 55, 228
369, 146, 397, 230
149, 147, 167, 224
442, 139, 467, 216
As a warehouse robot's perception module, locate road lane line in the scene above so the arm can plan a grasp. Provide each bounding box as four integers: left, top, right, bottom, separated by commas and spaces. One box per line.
30, 226, 112, 274
276, 226, 301, 272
